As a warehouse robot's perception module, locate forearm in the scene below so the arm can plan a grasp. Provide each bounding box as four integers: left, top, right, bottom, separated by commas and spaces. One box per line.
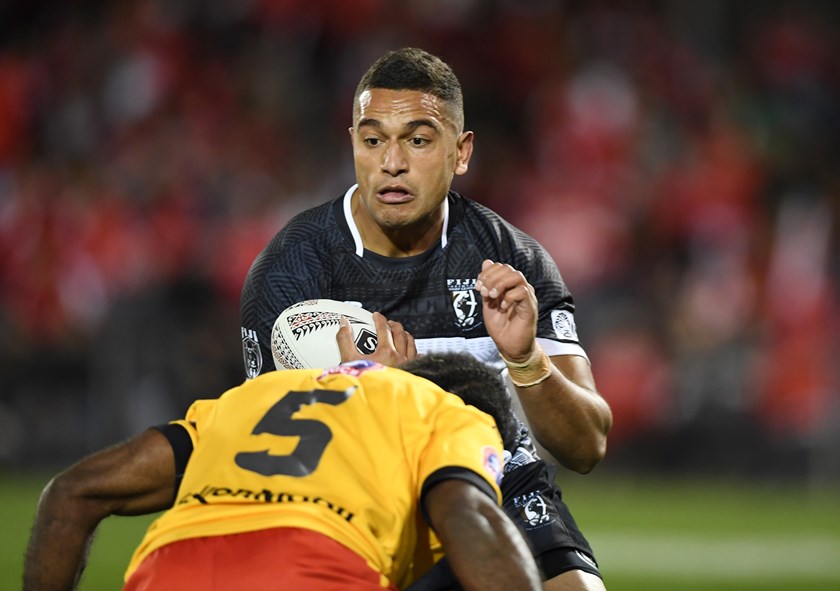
441, 497, 542, 590
24, 478, 105, 591
427, 480, 542, 591
511, 355, 612, 473
24, 428, 176, 590
474, 260, 612, 471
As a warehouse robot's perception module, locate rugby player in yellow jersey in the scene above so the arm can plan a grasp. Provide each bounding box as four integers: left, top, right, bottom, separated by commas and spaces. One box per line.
23, 353, 542, 591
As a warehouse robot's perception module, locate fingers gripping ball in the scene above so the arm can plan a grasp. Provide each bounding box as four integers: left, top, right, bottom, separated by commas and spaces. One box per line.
271, 299, 378, 370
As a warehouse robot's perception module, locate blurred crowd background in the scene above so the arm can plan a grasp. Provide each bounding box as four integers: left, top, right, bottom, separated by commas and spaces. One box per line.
1, 0, 838, 484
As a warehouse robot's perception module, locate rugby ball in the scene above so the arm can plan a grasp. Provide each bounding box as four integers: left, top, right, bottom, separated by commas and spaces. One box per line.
271, 299, 378, 370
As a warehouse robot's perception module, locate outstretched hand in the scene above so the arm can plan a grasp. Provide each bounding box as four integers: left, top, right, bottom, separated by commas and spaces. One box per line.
336, 311, 417, 367
475, 259, 539, 362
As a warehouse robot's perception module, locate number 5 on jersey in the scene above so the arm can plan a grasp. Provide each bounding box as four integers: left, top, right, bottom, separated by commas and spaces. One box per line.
235, 387, 355, 477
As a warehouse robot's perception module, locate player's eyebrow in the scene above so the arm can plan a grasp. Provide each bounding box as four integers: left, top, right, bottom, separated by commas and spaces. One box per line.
356, 118, 381, 130
357, 118, 441, 133
404, 119, 440, 132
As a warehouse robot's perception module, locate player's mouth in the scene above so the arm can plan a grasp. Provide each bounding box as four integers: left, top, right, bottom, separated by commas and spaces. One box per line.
377, 185, 414, 204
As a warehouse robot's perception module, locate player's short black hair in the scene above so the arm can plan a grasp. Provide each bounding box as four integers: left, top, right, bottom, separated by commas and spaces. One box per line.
354, 47, 464, 130
402, 353, 517, 451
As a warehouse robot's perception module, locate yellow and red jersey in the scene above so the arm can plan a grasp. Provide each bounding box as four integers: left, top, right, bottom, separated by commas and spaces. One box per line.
125, 362, 504, 588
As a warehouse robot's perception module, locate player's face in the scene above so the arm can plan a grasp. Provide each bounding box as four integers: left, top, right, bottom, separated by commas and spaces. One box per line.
349, 88, 473, 248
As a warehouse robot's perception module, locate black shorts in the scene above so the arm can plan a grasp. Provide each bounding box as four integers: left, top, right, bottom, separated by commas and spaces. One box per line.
500, 460, 601, 580
404, 460, 601, 591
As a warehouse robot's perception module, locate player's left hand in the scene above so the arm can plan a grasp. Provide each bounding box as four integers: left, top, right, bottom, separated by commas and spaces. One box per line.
336, 312, 417, 366
475, 259, 538, 362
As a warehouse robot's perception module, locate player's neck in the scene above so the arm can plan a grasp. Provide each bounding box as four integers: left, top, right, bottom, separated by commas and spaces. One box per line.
362, 220, 442, 258
353, 200, 444, 258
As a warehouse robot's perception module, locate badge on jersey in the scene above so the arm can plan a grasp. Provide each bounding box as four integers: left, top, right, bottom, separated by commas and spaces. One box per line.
522, 494, 551, 527
513, 491, 556, 529
482, 446, 503, 485
447, 278, 482, 331
241, 327, 263, 379
550, 310, 579, 342
320, 360, 383, 378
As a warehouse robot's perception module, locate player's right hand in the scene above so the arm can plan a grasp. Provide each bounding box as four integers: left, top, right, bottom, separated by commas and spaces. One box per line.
336, 312, 417, 367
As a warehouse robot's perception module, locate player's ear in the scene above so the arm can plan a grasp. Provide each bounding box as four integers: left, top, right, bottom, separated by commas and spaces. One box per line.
454, 131, 474, 176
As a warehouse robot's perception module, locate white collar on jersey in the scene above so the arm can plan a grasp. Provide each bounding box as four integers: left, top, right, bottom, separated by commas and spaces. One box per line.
342, 184, 450, 257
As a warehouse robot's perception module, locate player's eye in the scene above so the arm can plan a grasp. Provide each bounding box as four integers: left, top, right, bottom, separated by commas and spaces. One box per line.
409, 137, 429, 147
364, 137, 382, 147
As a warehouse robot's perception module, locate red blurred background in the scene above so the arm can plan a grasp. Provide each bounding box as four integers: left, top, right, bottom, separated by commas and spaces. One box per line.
1, 0, 838, 482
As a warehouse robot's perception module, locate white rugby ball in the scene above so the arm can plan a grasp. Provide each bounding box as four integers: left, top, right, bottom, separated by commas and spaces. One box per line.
271, 299, 378, 370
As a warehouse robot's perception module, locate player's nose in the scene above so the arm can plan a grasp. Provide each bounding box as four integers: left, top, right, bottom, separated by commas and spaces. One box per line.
381, 142, 408, 175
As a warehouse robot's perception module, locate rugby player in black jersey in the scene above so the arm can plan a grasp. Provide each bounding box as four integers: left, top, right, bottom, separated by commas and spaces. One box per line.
241, 47, 613, 591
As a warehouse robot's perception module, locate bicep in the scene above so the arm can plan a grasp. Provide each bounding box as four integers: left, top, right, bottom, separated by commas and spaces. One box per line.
60, 427, 178, 517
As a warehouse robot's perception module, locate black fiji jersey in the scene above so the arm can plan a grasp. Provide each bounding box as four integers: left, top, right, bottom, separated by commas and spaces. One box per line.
240, 185, 589, 465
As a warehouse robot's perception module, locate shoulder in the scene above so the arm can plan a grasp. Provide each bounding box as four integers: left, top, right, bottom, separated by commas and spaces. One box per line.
244, 197, 347, 284
450, 193, 555, 270
266, 199, 342, 252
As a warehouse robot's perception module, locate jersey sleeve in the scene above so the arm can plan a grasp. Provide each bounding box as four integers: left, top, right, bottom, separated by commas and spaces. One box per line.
152, 423, 193, 498
239, 229, 319, 379
151, 398, 217, 499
